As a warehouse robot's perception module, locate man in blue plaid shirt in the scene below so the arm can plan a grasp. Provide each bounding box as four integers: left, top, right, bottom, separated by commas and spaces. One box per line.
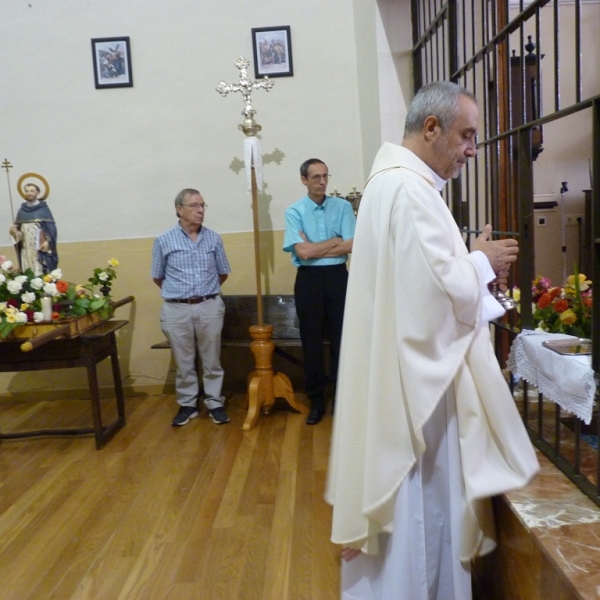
152, 188, 231, 426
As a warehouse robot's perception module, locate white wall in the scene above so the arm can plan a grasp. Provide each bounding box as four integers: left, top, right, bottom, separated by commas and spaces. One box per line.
0, 0, 368, 245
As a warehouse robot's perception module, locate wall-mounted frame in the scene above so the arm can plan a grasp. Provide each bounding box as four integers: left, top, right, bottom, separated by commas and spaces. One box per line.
91, 36, 133, 89
251, 26, 293, 78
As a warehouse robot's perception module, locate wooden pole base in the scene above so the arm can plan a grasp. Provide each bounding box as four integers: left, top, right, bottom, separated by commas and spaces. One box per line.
243, 324, 308, 431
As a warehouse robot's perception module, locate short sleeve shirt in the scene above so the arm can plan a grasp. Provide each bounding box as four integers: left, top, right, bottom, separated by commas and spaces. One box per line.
283, 195, 356, 267
151, 223, 231, 300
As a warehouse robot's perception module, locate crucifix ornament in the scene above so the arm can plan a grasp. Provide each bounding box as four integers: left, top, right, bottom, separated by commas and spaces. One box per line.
216, 57, 274, 136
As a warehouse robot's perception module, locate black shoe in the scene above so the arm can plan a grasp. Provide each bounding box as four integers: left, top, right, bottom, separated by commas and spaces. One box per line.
209, 406, 230, 424
172, 406, 199, 426
306, 407, 324, 425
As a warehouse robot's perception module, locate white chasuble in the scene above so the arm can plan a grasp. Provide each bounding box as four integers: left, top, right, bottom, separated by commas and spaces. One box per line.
326, 144, 539, 598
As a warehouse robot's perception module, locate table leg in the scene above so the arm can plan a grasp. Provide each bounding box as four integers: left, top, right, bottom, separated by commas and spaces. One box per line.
86, 361, 105, 449
110, 334, 126, 422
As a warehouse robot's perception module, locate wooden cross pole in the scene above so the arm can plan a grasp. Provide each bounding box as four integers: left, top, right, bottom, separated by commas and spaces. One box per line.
216, 57, 307, 429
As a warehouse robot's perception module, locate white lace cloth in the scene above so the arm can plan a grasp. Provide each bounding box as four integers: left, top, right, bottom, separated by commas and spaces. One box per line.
507, 330, 596, 424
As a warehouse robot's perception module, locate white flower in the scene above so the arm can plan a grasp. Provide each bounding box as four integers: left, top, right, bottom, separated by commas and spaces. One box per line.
98, 271, 109, 281
15, 311, 28, 323
49, 268, 62, 280
7, 280, 22, 293
33, 312, 44, 323
21, 292, 36, 304
0, 274, 5, 283
30, 278, 44, 290
1, 260, 12, 271
43, 282, 58, 296
15, 275, 28, 284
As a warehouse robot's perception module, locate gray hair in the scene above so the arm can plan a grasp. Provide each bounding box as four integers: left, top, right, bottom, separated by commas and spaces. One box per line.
403, 81, 477, 137
174, 188, 200, 217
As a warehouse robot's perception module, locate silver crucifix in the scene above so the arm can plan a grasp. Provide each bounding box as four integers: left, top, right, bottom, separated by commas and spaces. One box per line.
216, 57, 274, 136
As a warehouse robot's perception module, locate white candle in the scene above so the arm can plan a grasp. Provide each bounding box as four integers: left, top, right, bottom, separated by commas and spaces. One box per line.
41, 296, 52, 321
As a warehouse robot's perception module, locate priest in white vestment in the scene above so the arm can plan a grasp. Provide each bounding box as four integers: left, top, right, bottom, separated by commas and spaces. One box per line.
325, 82, 539, 600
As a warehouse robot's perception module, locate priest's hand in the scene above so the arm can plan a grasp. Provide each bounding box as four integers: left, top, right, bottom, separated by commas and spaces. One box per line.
472, 224, 518, 275
341, 547, 362, 562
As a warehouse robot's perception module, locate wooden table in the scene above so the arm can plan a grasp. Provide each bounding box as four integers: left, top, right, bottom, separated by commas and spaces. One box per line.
0, 320, 127, 449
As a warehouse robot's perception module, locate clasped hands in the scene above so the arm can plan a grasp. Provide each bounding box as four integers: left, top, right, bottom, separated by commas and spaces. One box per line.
472, 224, 518, 291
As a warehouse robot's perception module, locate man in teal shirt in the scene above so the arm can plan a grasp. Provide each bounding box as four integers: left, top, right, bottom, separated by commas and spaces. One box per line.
283, 158, 356, 424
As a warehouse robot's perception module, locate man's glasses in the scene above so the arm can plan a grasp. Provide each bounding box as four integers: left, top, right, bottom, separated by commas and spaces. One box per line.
183, 203, 208, 210
308, 174, 331, 182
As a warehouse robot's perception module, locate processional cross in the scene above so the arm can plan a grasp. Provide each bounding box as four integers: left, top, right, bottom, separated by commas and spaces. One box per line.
216, 57, 307, 430
216, 57, 274, 137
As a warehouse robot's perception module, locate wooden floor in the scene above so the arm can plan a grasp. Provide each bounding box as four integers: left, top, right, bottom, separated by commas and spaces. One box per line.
0, 393, 340, 600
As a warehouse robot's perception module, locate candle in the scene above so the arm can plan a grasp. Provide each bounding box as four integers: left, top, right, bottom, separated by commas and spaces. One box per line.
41, 296, 52, 321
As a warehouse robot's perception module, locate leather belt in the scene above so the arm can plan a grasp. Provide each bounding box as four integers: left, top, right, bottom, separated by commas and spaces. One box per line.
166, 294, 217, 304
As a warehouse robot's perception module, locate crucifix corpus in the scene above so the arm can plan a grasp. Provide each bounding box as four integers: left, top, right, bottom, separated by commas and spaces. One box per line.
216, 57, 308, 430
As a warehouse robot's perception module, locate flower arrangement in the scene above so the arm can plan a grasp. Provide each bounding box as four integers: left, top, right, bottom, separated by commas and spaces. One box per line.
0, 257, 119, 339
511, 269, 592, 338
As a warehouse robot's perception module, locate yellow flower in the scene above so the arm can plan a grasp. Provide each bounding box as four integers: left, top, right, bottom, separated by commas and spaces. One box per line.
5, 312, 17, 323
559, 309, 577, 325
566, 273, 592, 293
108, 258, 119, 267
20, 303, 29, 311
43, 274, 52, 283
510, 287, 521, 303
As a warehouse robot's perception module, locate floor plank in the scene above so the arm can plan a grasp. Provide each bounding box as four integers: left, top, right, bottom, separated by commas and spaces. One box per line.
0, 394, 340, 599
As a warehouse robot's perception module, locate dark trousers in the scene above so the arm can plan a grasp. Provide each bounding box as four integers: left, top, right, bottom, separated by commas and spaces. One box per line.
294, 264, 348, 405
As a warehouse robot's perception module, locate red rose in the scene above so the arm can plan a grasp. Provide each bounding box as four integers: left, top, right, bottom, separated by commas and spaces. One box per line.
51, 312, 61, 321
553, 299, 569, 313
7, 298, 18, 308
537, 293, 551, 309
549, 287, 562, 299
56, 280, 69, 294
584, 298, 593, 308
25, 310, 34, 322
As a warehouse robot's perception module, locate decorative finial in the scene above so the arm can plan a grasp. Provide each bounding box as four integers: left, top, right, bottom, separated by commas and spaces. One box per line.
1, 159, 12, 173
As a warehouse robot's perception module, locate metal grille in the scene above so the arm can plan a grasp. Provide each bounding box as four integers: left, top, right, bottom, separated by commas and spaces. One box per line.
411, 0, 600, 506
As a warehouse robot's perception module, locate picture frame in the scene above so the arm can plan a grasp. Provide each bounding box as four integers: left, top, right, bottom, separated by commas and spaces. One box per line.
251, 26, 293, 78
91, 36, 133, 89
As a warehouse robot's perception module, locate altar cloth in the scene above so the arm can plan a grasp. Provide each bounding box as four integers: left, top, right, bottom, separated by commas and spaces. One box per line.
507, 330, 596, 424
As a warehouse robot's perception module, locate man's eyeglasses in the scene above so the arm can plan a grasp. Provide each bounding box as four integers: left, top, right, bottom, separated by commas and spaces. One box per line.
183, 203, 208, 210
308, 174, 331, 182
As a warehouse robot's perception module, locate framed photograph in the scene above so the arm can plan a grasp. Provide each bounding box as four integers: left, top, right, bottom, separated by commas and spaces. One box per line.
251, 26, 293, 78
91, 36, 133, 89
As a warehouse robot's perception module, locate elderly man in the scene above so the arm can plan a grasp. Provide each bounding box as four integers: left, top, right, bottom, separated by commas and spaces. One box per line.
283, 158, 356, 424
9, 183, 58, 275
326, 82, 539, 599
152, 188, 231, 426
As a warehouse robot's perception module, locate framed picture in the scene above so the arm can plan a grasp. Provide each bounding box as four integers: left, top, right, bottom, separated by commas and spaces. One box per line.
251, 26, 293, 78
91, 36, 133, 89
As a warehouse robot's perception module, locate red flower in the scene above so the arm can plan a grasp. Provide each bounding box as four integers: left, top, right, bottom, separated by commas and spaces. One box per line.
553, 299, 569, 313
51, 312, 61, 321
25, 310, 34, 322
56, 280, 69, 294
7, 299, 18, 308
584, 297, 593, 308
548, 287, 562, 299
52, 303, 61, 311
537, 293, 551, 309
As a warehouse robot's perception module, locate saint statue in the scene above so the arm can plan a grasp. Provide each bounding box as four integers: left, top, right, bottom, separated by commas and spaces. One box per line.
8, 183, 58, 275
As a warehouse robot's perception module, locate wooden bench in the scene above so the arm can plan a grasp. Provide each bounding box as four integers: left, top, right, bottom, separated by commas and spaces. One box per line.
152, 295, 329, 371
